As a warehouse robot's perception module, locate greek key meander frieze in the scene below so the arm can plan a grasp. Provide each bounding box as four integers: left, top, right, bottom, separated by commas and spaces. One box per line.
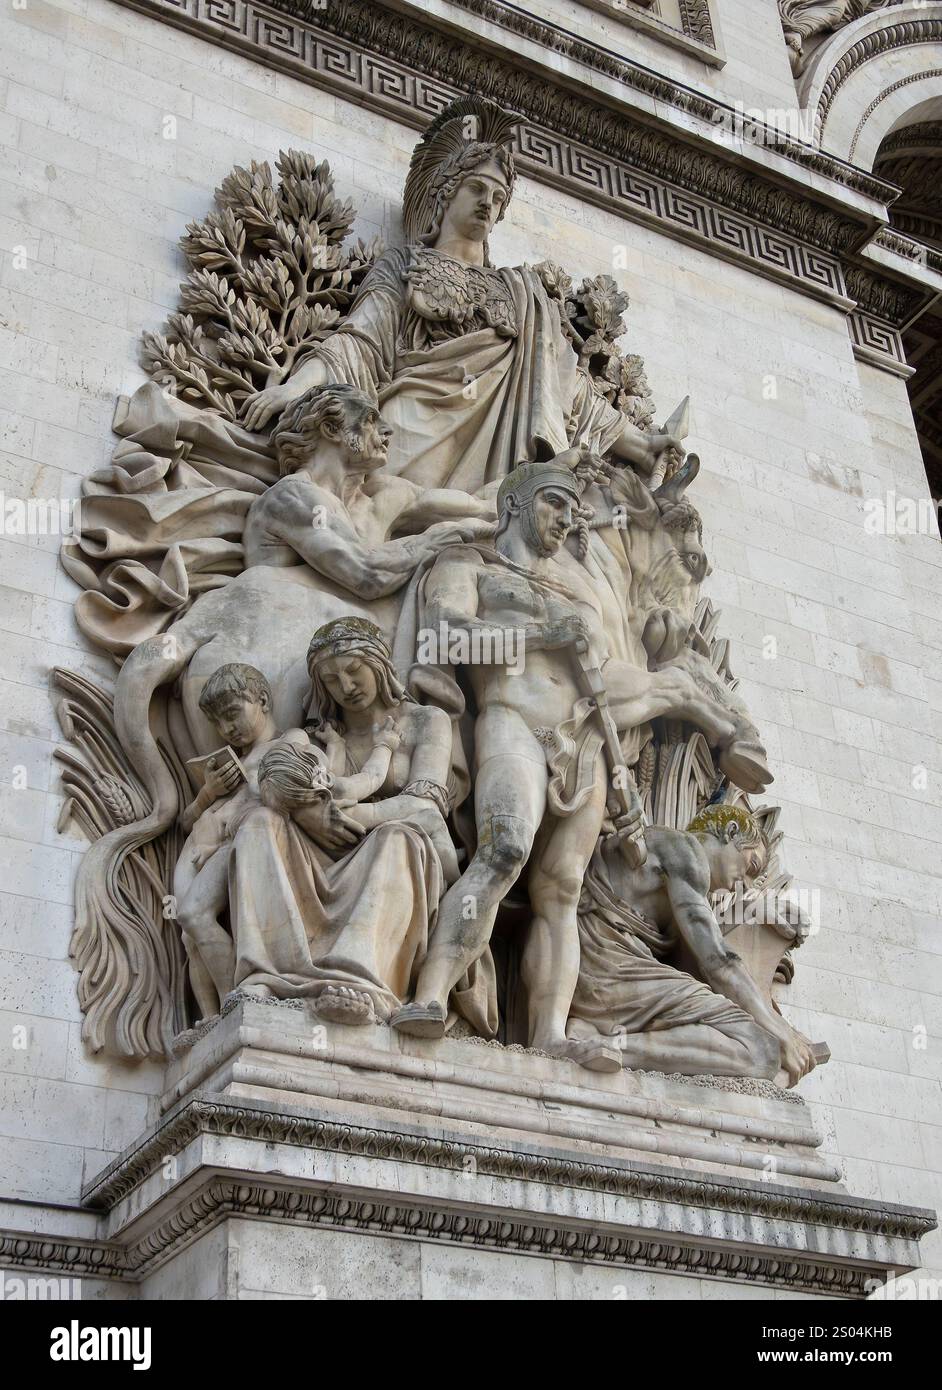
119, 0, 894, 316
244, 0, 895, 206
115, 0, 942, 388
849, 310, 910, 371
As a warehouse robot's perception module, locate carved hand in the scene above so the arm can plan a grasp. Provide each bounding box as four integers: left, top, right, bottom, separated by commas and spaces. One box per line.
571, 446, 608, 489
648, 430, 685, 465
201, 759, 242, 804
774, 1022, 818, 1088
372, 717, 403, 752
297, 797, 364, 853
242, 380, 306, 433
530, 613, 591, 653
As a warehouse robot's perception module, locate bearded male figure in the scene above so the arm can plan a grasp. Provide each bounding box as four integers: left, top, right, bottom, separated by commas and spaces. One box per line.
70, 383, 494, 1056
392, 459, 773, 1068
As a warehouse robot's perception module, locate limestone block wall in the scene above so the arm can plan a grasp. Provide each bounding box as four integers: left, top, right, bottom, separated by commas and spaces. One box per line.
0, 0, 939, 1292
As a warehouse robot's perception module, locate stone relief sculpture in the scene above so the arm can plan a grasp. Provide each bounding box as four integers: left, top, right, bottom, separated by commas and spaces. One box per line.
239, 99, 680, 487
569, 805, 815, 1085
54, 96, 821, 1088
226, 619, 464, 1026
392, 457, 774, 1068
778, 0, 897, 74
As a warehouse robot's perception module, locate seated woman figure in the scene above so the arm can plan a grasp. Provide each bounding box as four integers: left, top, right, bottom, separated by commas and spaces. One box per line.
227, 618, 461, 1025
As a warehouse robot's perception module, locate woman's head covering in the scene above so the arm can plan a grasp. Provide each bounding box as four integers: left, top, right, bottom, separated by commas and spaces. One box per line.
306, 618, 411, 728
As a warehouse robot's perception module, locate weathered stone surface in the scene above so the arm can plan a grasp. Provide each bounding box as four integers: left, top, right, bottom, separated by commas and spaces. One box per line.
0, 0, 939, 1300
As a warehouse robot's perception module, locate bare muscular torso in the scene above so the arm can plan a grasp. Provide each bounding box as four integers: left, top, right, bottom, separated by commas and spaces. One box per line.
597, 827, 710, 933
242, 472, 418, 568
438, 543, 612, 731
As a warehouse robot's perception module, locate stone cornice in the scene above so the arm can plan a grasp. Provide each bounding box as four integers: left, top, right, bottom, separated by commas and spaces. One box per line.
0, 1230, 130, 1282
114, 1178, 893, 1294
84, 1097, 937, 1247
874, 226, 942, 275
0, 1179, 896, 1295
846, 265, 930, 325
579, 0, 722, 64
271, 0, 894, 207
844, 261, 933, 375
3, 1096, 933, 1296
108, 0, 931, 363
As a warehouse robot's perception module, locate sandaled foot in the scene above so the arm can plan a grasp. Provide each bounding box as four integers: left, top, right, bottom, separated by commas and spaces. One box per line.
391, 1001, 447, 1038
546, 1037, 623, 1073
314, 985, 374, 1025
718, 738, 772, 795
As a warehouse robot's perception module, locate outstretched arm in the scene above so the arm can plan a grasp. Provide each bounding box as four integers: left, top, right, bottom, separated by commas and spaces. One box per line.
392, 484, 497, 536
663, 844, 815, 1084
242, 268, 401, 431
264, 480, 462, 600
609, 419, 684, 477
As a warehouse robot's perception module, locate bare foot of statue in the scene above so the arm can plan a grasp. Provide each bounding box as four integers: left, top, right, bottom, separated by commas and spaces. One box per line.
391, 1001, 448, 1038
314, 985, 375, 1025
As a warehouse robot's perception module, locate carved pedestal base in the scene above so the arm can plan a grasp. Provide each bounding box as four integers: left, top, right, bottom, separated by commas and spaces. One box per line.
31, 999, 924, 1300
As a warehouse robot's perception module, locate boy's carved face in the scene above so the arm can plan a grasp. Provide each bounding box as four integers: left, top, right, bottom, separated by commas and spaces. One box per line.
208, 692, 270, 751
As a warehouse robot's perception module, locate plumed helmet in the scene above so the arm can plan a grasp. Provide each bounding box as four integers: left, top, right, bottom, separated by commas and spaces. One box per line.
403, 97, 519, 247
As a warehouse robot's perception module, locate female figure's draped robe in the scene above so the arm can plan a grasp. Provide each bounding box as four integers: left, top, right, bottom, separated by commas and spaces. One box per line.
226, 730, 495, 1031
229, 808, 443, 1022
308, 247, 627, 492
